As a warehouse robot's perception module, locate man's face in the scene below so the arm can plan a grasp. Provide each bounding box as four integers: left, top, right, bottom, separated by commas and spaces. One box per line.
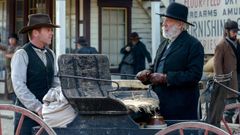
131, 39, 138, 45
162, 17, 182, 40
8, 38, 17, 46
228, 29, 238, 41
35, 27, 53, 46
76, 43, 81, 49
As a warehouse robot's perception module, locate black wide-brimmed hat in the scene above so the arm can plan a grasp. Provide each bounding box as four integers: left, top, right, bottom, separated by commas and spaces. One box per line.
19, 13, 60, 34
130, 32, 142, 39
8, 33, 19, 40
74, 36, 88, 46
157, 2, 194, 26
224, 19, 240, 31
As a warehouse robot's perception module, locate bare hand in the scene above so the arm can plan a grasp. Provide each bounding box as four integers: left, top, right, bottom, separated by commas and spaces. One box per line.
125, 46, 131, 52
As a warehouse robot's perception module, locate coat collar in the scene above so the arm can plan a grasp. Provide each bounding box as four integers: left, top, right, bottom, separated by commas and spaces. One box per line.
156, 31, 187, 61
165, 31, 187, 57
224, 38, 236, 57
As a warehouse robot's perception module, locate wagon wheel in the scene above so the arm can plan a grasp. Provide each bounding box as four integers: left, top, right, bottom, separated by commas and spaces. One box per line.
155, 121, 230, 135
0, 104, 56, 135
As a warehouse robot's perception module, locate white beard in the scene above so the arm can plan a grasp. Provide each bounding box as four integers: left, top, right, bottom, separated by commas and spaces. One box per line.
162, 24, 181, 40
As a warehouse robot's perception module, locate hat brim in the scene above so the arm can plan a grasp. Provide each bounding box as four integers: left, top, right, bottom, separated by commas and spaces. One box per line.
157, 13, 194, 26
130, 37, 142, 39
231, 28, 240, 32
19, 23, 60, 34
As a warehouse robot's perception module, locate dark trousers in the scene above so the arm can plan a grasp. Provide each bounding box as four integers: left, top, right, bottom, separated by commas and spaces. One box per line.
206, 81, 229, 127
120, 64, 135, 79
14, 99, 39, 135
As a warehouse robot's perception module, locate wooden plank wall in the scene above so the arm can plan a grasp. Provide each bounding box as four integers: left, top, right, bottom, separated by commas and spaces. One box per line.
132, 0, 152, 54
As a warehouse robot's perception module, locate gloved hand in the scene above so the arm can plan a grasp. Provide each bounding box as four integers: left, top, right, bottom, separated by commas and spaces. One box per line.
149, 73, 167, 85
136, 70, 152, 85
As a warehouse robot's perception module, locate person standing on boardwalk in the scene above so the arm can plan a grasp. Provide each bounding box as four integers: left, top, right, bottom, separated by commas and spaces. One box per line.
119, 32, 152, 79
11, 13, 60, 135
136, 2, 204, 120
209, 19, 240, 127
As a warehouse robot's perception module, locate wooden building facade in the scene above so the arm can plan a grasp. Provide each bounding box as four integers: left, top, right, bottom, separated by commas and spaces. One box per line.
0, 0, 162, 97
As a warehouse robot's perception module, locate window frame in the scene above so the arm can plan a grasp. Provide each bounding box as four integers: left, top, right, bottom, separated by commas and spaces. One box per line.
98, 0, 132, 72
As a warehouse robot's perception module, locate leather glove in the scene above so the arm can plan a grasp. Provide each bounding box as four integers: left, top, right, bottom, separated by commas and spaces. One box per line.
149, 73, 167, 85
136, 70, 152, 85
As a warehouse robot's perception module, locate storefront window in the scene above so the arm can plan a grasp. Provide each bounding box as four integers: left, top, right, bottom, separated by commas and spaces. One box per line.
101, 8, 127, 68
66, 0, 85, 53
0, 0, 6, 92
0, 0, 6, 70
66, 0, 76, 53
29, 0, 47, 14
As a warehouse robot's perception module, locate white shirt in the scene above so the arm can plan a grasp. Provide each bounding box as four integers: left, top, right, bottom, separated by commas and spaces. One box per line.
11, 45, 60, 113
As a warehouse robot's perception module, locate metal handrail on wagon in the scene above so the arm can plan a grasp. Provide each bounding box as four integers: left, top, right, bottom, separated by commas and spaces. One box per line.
58, 74, 120, 96
111, 73, 136, 78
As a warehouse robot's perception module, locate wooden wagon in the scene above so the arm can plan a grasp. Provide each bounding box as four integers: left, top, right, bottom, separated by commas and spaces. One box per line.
1, 54, 239, 135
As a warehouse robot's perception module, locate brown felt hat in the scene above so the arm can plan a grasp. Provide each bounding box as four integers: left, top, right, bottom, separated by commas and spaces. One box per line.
19, 13, 60, 34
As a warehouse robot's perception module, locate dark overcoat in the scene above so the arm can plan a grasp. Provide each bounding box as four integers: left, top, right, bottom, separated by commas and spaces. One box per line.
77, 47, 98, 54
119, 41, 152, 74
150, 31, 204, 120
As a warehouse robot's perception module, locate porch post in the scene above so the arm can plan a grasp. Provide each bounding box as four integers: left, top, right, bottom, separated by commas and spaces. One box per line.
151, 2, 161, 60
55, 0, 66, 60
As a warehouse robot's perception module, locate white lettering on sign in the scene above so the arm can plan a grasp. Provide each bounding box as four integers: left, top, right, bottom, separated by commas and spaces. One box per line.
176, 0, 240, 54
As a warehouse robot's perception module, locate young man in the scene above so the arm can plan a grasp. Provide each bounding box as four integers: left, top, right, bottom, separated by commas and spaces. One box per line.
137, 2, 204, 120
11, 13, 60, 135
210, 19, 240, 127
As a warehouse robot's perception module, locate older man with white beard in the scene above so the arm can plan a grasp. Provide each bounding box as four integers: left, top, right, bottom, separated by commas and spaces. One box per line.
136, 2, 204, 120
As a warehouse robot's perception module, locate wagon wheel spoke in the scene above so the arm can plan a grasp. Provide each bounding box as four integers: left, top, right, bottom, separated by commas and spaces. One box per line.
35, 127, 45, 135
15, 114, 25, 135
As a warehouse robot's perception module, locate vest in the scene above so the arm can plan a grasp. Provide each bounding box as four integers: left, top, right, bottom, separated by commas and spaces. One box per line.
23, 43, 54, 102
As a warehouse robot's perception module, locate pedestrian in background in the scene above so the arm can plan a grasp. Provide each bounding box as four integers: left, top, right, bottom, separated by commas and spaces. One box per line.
119, 32, 152, 79
11, 13, 60, 135
137, 2, 204, 120
74, 36, 98, 54
0, 33, 20, 102
209, 19, 240, 127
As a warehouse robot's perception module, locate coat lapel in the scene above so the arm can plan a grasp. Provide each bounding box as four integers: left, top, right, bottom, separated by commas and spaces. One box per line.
153, 39, 169, 71
165, 31, 186, 58
225, 39, 236, 57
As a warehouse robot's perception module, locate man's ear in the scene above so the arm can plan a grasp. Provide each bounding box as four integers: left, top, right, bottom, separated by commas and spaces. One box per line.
32, 29, 40, 38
